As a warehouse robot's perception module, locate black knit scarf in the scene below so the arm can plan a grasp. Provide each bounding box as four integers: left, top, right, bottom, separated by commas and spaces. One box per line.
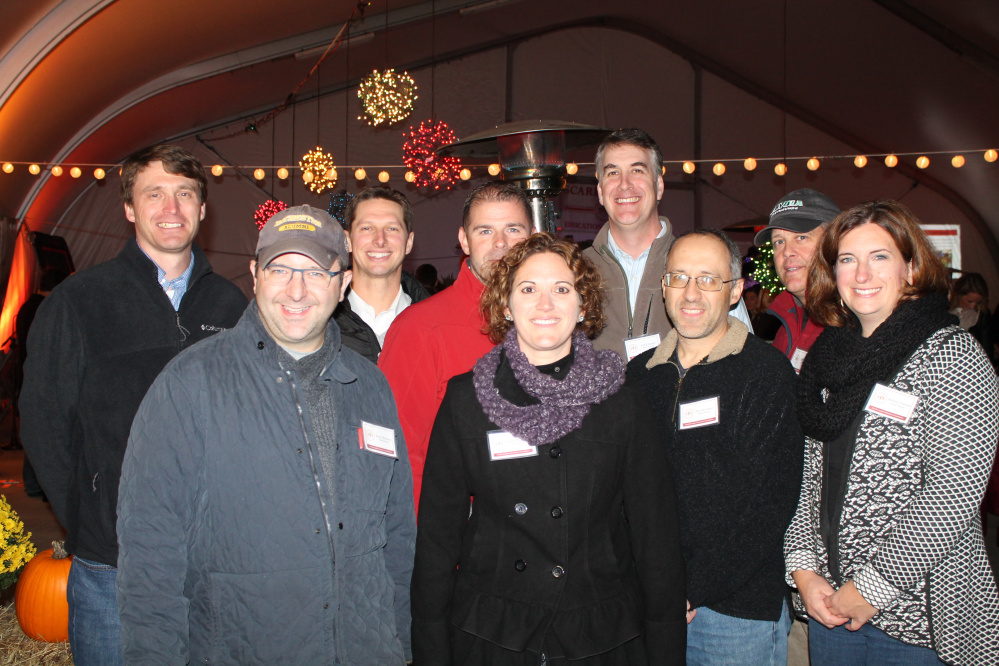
797, 292, 956, 441
473, 329, 625, 446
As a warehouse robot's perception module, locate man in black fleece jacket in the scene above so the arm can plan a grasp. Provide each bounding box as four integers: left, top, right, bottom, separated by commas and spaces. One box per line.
628, 229, 803, 665
19, 144, 247, 665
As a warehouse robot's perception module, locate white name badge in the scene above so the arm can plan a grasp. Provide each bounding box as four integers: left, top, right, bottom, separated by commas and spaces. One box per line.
790, 348, 808, 373
359, 421, 398, 458
624, 333, 662, 361
864, 384, 919, 424
678, 396, 720, 430
487, 430, 537, 461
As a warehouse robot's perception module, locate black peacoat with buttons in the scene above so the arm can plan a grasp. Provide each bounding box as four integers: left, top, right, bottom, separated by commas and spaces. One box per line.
411, 350, 686, 664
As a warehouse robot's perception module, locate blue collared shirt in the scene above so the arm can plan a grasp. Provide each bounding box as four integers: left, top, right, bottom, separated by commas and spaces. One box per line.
140, 248, 195, 311
606, 219, 669, 315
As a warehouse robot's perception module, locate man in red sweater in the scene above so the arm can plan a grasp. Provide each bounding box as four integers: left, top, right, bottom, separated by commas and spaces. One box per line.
379, 182, 532, 512
754, 188, 840, 665
755, 189, 840, 372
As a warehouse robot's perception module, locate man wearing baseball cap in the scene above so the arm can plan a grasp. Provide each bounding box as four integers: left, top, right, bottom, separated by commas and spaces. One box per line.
755, 189, 841, 372
117, 205, 416, 664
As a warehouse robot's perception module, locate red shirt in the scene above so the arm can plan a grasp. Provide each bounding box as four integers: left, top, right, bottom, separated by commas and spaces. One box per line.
768, 290, 823, 371
379, 261, 496, 513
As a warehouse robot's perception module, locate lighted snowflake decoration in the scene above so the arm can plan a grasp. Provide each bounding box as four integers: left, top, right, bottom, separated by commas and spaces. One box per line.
357, 69, 418, 127
254, 199, 288, 230
402, 119, 462, 190
299, 147, 338, 194
328, 191, 355, 226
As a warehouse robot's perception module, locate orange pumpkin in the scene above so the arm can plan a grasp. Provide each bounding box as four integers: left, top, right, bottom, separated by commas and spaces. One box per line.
15, 541, 72, 642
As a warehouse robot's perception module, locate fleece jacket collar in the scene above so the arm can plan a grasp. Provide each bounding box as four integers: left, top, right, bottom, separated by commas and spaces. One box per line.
646, 316, 749, 369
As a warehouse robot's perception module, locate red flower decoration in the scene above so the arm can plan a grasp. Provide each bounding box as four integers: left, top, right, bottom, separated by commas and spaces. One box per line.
402, 119, 462, 190
254, 199, 288, 229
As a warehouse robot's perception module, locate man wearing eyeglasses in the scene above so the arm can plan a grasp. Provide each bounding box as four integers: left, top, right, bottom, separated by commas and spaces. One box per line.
117, 205, 416, 664
627, 229, 803, 666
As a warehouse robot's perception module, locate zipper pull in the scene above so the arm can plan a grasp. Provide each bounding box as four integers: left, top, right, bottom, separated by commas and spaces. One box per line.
176, 312, 190, 343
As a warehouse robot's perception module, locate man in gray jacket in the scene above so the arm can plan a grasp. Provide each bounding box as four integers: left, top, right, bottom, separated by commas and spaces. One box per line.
585, 128, 752, 360
117, 205, 416, 664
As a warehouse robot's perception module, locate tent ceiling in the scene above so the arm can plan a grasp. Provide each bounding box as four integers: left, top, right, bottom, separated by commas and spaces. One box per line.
2, 0, 999, 264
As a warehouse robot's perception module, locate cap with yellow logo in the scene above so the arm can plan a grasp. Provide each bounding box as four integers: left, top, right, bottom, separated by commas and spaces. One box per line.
255, 204, 350, 269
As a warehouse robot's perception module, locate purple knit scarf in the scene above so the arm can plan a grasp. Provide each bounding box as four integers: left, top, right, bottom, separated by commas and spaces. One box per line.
472, 329, 625, 446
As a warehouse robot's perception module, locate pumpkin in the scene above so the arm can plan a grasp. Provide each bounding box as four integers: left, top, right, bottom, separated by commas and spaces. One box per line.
15, 541, 72, 642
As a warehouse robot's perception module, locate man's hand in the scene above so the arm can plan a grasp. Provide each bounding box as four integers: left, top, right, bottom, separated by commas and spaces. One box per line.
792, 570, 849, 629
826, 581, 878, 631
686, 600, 697, 624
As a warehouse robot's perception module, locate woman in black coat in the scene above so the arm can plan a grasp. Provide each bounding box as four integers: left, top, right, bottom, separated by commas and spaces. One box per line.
411, 233, 686, 665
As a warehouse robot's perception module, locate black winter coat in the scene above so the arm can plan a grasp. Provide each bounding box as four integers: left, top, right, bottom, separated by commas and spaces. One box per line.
18, 239, 247, 565
412, 350, 687, 665
334, 271, 429, 363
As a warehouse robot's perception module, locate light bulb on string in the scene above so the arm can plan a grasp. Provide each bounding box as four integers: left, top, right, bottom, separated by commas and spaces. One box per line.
2, 163, 13, 173
70, 167, 81, 178
885, 154, 898, 167
212, 165, 223, 177
355, 168, 367, 180
28, 164, 40, 175
50, 166, 63, 177
277, 168, 289, 180
488, 164, 501, 176
682, 161, 695, 174
712, 163, 725, 176
952, 155, 965, 168
744, 158, 757, 171
566, 163, 578, 175
378, 171, 390, 183
916, 156, 930, 169
854, 155, 868, 168
94, 168, 106, 180
405, 171, 416, 183
253, 169, 266, 181
807, 158, 820, 171
774, 163, 787, 176
459, 168, 471, 180
985, 149, 998, 163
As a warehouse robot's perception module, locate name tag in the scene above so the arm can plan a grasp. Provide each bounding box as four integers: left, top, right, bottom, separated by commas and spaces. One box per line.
624, 333, 661, 361
358, 421, 397, 458
487, 430, 537, 461
790, 348, 808, 373
679, 396, 720, 430
864, 384, 919, 424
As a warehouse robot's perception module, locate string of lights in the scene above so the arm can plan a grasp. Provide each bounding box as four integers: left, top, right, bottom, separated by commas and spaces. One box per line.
3, 147, 998, 183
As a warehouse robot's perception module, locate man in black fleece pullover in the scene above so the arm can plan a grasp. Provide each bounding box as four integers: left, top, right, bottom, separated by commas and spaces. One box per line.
627, 229, 803, 665
19, 145, 246, 664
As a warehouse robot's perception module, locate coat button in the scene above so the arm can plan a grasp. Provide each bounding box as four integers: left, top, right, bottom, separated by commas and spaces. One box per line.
514, 559, 527, 572
549, 446, 561, 459
550, 506, 563, 519
276, 377, 284, 383
551, 565, 565, 578
323, 603, 329, 609
514, 503, 528, 515
315, 528, 321, 534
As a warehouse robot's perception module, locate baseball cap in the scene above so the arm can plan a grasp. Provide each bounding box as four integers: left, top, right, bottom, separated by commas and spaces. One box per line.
754, 189, 840, 246
255, 205, 350, 269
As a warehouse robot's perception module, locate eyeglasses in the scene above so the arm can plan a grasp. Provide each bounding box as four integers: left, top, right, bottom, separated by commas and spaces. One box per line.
662, 273, 739, 292
261, 264, 345, 289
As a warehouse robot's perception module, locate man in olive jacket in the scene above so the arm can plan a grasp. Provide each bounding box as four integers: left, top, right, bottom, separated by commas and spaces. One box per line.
117, 206, 415, 664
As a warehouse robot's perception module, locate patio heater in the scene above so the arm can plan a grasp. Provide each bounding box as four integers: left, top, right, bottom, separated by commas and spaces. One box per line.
436, 120, 610, 233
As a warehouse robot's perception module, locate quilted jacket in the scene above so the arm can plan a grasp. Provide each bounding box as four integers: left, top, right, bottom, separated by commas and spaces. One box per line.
785, 326, 999, 665
117, 303, 416, 664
